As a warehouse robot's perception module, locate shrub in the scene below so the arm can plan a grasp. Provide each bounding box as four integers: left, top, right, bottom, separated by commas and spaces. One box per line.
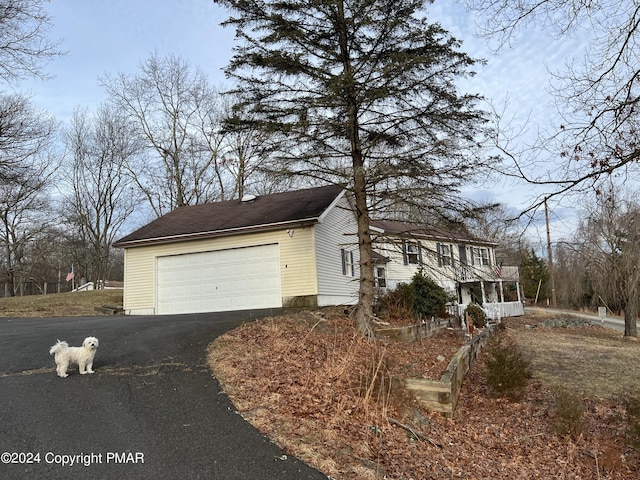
410, 270, 453, 319
552, 387, 584, 437
376, 272, 452, 321
464, 303, 487, 328
483, 333, 531, 401
376, 282, 413, 319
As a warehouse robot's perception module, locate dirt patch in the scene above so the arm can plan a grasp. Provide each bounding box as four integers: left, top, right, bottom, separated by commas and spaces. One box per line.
209, 310, 639, 479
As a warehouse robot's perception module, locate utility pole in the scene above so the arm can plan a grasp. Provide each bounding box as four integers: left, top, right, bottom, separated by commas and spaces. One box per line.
545, 198, 557, 308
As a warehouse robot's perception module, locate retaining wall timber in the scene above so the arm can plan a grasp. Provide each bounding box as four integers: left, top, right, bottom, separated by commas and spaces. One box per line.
404, 327, 495, 418
375, 319, 447, 343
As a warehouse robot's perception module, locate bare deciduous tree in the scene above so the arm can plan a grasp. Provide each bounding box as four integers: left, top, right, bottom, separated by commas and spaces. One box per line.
0, 0, 62, 82
216, 98, 284, 199
0, 94, 56, 295
102, 53, 227, 216
0, 169, 56, 295
574, 192, 640, 337
61, 105, 140, 288
0, 92, 56, 182
465, 0, 640, 210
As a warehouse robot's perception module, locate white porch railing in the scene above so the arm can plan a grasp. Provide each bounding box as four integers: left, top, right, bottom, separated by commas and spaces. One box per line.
458, 265, 519, 282
483, 301, 524, 319
447, 301, 524, 320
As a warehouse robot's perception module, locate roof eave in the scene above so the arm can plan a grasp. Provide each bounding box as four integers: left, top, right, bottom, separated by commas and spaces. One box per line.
113, 218, 319, 248
374, 229, 498, 247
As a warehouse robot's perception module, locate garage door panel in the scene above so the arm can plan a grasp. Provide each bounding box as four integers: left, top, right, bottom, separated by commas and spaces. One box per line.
156, 244, 282, 314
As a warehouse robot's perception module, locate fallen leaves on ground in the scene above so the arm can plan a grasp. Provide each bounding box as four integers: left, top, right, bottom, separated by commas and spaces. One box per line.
208, 310, 639, 479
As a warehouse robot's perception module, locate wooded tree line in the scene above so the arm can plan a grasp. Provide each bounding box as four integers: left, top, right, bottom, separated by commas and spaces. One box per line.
0, 52, 295, 295
480, 187, 640, 337
0, 1, 290, 294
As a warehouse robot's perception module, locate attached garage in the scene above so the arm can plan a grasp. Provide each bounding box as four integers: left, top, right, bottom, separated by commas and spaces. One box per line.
113, 185, 360, 315
156, 244, 282, 314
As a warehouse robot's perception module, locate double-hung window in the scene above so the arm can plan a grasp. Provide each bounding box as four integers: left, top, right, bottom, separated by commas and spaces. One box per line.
403, 241, 421, 265
440, 244, 453, 266
471, 247, 490, 266
375, 267, 387, 288
341, 249, 355, 276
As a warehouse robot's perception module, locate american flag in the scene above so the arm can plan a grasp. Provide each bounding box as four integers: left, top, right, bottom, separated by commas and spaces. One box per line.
66, 266, 75, 282
494, 262, 503, 278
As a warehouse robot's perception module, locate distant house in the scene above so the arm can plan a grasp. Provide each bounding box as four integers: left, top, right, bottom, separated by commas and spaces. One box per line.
113, 185, 361, 315
113, 185, 522, 319
370, 219, 523, 320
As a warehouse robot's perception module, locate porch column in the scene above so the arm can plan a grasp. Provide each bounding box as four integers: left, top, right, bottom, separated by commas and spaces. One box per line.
499, 280, 504, 303
489, 282, 497, 302
516, 281, 522, 303
480, 281, 487, 304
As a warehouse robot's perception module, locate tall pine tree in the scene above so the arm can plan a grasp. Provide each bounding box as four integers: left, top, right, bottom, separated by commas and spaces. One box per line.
214, 0, 494, 333
520, 249, 549, 302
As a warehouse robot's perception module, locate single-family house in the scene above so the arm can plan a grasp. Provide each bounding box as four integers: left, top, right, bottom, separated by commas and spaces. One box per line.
112, 185, 361, 315
370, 219, 524, 319
113, 184, 523, 319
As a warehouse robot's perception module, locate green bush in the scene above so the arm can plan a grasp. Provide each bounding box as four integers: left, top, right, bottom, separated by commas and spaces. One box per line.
464, 303, 487, 328
410, 270, 453, 319
483, 333, 531, 402
376, 271, 452, 321
552, 387, 584, 437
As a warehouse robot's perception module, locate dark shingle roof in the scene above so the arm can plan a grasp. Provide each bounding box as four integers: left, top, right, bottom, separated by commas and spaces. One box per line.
113, 184, 345, 248
370, 219, 497, 247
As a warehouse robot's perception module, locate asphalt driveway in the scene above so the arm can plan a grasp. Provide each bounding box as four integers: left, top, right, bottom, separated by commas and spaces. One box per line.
0, 310, 328, 480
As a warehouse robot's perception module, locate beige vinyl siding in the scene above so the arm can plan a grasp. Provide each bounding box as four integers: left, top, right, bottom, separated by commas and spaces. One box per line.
315, 195, 359, 306
122, 247, 156, 314
122, 227, 317, 314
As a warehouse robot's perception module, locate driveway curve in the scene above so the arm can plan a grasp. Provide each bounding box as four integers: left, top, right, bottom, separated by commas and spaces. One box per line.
0, 309, 328, 480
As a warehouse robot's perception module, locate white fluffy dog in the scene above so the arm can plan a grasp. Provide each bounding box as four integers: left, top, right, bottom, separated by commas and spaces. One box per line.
49, 337, 99, 378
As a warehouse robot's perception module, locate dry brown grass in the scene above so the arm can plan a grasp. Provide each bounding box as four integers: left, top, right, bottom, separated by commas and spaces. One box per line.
209, 310, 640, 479
505, 315, 640, 400
0, 290, 123, 317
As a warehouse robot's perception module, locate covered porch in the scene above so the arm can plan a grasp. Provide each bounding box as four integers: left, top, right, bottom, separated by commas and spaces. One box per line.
452, 265, 524, 320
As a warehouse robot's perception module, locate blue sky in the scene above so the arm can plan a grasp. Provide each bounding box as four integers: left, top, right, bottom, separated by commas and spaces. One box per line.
18, 0, 591, 244
22, 1, 234, 121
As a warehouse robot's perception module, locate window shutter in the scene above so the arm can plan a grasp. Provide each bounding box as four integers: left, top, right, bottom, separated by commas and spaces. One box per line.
402, 240, 408, 265
459, 245, 467, 265
418, 241, 423, 264
350, 251, 355, 276
341, 248, 346, 275
436, 242, 442, 267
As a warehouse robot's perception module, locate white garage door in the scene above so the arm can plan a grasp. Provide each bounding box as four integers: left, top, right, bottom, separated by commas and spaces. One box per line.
156, 244, 282, 314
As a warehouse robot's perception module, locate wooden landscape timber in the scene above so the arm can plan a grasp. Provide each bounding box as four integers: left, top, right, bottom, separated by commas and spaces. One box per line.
404, 327, 494, 417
